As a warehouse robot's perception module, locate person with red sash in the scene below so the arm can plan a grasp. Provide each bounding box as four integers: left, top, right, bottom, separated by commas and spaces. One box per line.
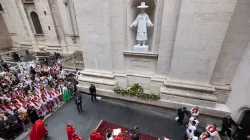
90, 129, 102, 140
40, 94, 50, 114
206, 124, 217, 136
66, 123, 75, 140
199, 132, 211, 140
29, 116, 48, 140
190, 106, 199, 117
55, 87, 63, 104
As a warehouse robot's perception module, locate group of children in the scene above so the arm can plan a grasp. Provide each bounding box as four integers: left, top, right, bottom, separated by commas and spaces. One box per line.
185, 106, 218, 140
0, 61, 78, 135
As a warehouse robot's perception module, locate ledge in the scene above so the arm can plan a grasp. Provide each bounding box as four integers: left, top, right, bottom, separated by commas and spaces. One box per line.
77, 88, 230, 118
123, 51, 158, 58
81, 70, 115, 79
34, 34, 44, 36
164, 80, 216, 92
78, 77, 117, 86
23, 1, 34, 4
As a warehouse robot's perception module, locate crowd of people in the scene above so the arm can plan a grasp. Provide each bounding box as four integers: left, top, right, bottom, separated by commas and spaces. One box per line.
0, 59, 79, 139
177, 106, 243, 140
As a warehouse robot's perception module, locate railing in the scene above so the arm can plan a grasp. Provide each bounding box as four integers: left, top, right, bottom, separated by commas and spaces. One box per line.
60, 51, 84, 69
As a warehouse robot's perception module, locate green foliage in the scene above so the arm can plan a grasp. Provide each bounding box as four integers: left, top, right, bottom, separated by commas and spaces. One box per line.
114, 83, 160, 100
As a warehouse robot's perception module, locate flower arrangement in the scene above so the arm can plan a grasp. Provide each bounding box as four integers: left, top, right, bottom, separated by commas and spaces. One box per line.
114, 83, 160, 100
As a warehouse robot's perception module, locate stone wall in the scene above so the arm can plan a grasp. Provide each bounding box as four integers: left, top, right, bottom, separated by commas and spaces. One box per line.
211, 0, 250, 85
0, 15, 12, 49
227, 41, 250, 122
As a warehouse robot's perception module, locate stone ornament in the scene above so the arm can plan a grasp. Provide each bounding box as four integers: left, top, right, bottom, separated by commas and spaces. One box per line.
130, 2, 153, 52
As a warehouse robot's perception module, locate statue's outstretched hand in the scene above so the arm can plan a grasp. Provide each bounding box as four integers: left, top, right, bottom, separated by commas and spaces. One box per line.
130, 24, 134, 27
150, 24, 154, 27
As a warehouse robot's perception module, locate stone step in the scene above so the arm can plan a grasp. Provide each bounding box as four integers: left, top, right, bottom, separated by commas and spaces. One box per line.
78, 77, 117, 91
160, 87, 217, 107
79, 77, 116, 86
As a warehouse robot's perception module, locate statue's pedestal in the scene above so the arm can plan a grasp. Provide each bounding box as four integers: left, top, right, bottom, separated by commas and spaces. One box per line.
133, 45, 149, 52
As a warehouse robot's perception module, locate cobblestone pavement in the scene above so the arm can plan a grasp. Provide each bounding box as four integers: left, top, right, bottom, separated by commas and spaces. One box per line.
24, 93, 188, 140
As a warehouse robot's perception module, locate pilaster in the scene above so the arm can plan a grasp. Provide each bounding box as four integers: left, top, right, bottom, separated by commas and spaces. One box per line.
169, 0, 237, 84
161, 0, 238, 107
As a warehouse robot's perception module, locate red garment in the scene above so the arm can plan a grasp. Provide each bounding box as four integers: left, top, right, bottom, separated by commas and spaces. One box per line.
66, 125, 75, 140
72, 135, 83, 140
90, 130, 102, 140
192, 107, 199, 113
114, 137, 123, 140
29, 120, 48, 140
207, 125, 217, 133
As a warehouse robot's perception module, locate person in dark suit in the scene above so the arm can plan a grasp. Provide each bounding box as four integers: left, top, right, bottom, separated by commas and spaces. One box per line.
177, 107, 189, 125
75, 95, 83, 113
27, 106, 39, 124
219, 116, 241, 138
89, 84, 97, 102
125, 126, 140, 140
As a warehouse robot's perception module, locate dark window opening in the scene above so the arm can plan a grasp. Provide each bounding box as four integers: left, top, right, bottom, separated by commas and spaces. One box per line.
44, 11, 46, 15
48, 26, 50, 30
30, 11, 43, 34
0, 4, 3, 12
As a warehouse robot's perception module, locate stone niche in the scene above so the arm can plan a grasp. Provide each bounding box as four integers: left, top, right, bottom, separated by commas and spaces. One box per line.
127, 0, 156, 51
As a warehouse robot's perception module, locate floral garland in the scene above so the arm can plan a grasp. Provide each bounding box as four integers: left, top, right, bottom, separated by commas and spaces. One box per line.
114, 83, 160, 100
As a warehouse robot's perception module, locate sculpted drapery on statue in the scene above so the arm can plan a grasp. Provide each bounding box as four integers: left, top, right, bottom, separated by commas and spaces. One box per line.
130, 2, 153, 52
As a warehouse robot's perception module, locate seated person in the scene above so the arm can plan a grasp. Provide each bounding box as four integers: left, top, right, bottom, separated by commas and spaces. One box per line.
0, 117, 8, 132
6, 113, 18, 128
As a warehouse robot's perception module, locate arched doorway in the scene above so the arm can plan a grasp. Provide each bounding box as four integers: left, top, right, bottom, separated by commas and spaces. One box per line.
30, 11, 43, 34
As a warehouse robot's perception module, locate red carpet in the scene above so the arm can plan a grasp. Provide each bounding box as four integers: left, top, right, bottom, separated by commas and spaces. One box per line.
96, 120, 159, 140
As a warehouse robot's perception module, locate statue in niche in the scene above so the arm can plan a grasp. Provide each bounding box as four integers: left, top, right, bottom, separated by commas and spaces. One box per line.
130, 2, 153, 52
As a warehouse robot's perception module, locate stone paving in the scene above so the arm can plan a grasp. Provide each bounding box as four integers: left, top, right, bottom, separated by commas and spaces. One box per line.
23, 93, 191, 140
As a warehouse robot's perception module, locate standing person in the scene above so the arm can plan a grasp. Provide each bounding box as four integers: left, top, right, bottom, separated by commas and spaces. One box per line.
125, 126, 140, 140
89, 84, 97, 102
176, 107, 189, 125
72, 133, 83, 140
30, 66, 36, 76
206, 124, 218, 140
75, 95, 83, 113
66, 123, 75, 140
190, 106, 199, 118
27, 105, 39, 124
62, 83, 71, 102
106, 132, 114, 140
1, 60, 9, 71
185, 121, 197, 140
219, 116, 241, 138
90, 129, 102, 140
29, 116, 48, 140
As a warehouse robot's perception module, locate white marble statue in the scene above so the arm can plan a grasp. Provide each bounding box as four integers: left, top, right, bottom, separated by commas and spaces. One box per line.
130, 2, 153, 52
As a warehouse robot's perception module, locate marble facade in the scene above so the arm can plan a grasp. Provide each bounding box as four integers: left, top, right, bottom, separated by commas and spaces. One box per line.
0, 0, 250, 122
